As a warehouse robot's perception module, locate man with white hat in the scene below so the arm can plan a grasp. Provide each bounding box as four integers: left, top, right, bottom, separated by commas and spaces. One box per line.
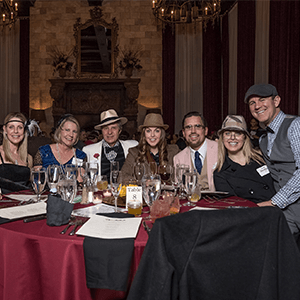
83, 109, 138, 182
245, 83, 300, 235
173, 111, 218, 191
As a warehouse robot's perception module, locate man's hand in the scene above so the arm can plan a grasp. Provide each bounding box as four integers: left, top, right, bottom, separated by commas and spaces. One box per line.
257, 200, 275, 207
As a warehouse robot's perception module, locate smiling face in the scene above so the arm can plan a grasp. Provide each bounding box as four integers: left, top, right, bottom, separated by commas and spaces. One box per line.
60, 121, 78, 147
101, 122, 121, 147
182, 116, 208, 150
248, 96, 281, 126
3, 118, 25, 146
222, 130, 245, 154
144, 127, 162, 151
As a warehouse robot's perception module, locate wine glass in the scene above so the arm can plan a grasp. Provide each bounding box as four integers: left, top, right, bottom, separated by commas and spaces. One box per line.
183, 171, 198, 206
31, 168, 47, 202
111, 166, 122, 212
158, 164, 173, 188
82, 162, 99, 188
134, 162, 145, 184
142, 174, 161, 219
57, 174, 78, 203
47, 165, 63, 194
64, 164, 78, 180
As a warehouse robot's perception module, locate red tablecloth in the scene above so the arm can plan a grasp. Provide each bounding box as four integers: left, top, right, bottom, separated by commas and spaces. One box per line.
0, 194, 256, 300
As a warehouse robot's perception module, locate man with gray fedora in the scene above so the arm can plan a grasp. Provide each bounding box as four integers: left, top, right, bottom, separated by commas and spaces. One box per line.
83, 109, 138, 182
245, 83, 300, 234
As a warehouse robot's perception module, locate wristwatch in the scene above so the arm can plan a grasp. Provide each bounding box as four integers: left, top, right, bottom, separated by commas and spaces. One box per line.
271, 200, 277, 206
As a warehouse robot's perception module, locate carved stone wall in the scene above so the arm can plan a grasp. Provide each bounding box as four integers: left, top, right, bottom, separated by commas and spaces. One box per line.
49, 78, 140, 136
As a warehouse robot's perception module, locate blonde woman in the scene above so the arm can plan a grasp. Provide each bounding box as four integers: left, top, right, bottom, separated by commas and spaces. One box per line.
0, 112, 33, 195
34, 114, 86, 170
213, 115, 275, 203
121, 113, 179, 179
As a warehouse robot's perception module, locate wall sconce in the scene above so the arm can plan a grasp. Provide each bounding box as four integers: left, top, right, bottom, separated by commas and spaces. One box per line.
31, 109, 46, 123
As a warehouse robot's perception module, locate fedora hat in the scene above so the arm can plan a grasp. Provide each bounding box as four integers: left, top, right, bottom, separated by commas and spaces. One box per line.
94, 109, 127, 130
138, 113, 169, 132
218, 115, 250, 137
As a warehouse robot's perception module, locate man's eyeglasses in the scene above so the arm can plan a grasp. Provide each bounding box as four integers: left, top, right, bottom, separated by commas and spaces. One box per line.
184, 124, 205, 131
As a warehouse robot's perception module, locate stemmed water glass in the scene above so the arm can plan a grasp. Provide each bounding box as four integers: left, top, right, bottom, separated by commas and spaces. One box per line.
141, 174, 161, 219
183, 171, 198, 206
57, 174, 78, 203
47, 165, 63, 194
31, 168, 47, 202
110, 161, 121, 212
81, 162, 99, 189
134, 162, 145, 184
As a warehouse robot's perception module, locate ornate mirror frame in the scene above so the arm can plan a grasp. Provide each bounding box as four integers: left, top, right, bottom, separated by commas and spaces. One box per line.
73, 6, 119, 78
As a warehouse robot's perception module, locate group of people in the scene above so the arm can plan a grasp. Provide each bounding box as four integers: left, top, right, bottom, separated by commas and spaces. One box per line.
1, 83, 300, 236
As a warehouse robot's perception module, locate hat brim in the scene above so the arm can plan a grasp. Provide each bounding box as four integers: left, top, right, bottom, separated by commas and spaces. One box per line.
94, 117, 128, 130
138, 124, 169, 132
218, 127, 250, 137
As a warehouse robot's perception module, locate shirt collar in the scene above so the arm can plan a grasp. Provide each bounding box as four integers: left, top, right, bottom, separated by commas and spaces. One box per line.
189, 138, 207, 159
268, 110, 285, 135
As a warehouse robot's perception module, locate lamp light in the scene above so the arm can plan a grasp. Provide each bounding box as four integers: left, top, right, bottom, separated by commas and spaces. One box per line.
0, 0, 18, 29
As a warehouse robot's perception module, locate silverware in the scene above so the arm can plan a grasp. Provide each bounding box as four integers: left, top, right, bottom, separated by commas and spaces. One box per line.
60, 221, 76, 234
142, 220, 151, 235
69, 220, 83, 236
23, 214, 47, 223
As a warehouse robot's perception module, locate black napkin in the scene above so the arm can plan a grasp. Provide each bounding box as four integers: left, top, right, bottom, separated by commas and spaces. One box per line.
83, 212, 135, 291
46, 194, 74, 226
0, 217, 11, 225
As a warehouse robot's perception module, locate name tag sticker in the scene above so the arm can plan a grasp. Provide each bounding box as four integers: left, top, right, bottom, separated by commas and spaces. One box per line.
72, 158, 83, 166
256, 165, 270, 177
126, 186, 143, 209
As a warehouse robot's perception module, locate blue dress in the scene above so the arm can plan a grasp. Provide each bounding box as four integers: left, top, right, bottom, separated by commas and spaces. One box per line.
38, 144, 86, 170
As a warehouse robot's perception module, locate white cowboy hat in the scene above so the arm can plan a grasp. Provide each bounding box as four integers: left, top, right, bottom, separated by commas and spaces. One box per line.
94, 109, 127, 130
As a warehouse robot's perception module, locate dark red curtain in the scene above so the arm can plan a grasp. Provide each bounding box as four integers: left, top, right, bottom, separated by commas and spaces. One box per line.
236, 0, 256, 122
203, 21, 223, 134
162, 25, 176, 135
269, 0, 300, 115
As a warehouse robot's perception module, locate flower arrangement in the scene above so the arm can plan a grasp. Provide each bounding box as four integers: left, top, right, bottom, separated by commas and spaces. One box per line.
49, 46, 74, 74
118, 46, 143, 74
94, 153, 100, 159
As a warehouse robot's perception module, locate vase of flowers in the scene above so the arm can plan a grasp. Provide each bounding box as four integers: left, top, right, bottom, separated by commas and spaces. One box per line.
49, 46, 74, 78
118, 47, 142, 78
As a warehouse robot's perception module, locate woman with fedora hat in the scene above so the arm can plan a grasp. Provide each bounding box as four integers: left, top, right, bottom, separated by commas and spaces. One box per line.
121, 113, 179, 179
213, 115, 275, 203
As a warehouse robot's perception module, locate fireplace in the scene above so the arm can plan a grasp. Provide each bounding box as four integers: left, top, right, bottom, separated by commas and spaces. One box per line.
49, 78, 140, 137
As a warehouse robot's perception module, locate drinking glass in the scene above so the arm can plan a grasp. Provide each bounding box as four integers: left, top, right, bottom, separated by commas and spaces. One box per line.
183, 171, 198, 206
31, 168, 47, 202
176, 164, 190, 199
158, 164, 172, 187
57, 175, 78, 203
96, 175, 108, 191
64, 164, 78, 180
82, 162, 99, 187
111, 170, 122, 212
47, 165, 63, 194
134, 162, 145, 184
142, 174, 161, 219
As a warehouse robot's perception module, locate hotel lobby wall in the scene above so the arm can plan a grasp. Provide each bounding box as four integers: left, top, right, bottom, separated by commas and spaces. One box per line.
29, 0, 162, 133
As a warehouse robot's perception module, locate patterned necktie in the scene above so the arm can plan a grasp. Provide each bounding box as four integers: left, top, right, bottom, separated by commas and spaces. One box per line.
195, 151, 202, 175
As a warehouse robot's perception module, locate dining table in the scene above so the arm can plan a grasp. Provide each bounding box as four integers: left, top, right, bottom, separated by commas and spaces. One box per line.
0, 191, 257, 300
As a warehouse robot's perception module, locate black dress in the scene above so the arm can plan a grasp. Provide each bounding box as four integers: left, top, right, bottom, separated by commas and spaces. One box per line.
0, 153, 31, 194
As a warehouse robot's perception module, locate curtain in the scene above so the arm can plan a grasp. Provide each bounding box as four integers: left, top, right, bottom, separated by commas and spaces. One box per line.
0, 21, 20, 124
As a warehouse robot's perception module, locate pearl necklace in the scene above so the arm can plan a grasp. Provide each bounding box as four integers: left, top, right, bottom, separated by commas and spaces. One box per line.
56, 143, 76, 165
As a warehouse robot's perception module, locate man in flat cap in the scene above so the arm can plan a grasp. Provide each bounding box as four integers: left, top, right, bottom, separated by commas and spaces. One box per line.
245, 83, 300, 234
83, 109, 138, 182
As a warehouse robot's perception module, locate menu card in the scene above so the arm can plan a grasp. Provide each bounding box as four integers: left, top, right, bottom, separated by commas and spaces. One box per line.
0, 202, 47, 219
76, 215, 142, 239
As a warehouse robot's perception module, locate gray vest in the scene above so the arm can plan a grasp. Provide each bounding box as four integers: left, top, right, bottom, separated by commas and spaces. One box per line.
260, 115, 297, 192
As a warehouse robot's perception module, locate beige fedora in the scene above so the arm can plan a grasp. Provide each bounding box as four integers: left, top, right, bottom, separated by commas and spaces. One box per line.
138, 113, 169, 132
94, 109, 127, 130
218, 115, 250, 137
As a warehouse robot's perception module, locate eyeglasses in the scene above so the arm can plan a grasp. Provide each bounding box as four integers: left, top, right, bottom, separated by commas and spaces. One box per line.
223, 131, 244, 139
184, 124, 205, 131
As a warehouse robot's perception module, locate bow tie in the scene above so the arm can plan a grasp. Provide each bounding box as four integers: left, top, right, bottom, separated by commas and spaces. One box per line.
262, 126, 274, 134
105, 145, 119, 153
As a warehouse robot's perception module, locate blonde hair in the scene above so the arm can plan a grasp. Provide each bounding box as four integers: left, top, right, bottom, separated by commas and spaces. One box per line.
215, 132, 265, 172
53, 115, 80, 145
3, 112, 32, 167
137, 127, 168, 165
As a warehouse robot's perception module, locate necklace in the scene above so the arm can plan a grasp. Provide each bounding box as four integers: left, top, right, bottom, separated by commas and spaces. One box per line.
56, 143, 76, 166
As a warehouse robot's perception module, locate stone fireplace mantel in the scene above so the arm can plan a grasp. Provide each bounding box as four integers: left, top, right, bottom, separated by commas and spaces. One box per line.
49, 78, 140, 136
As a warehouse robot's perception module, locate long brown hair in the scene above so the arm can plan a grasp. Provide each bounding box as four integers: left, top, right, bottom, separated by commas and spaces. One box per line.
3, 112, 32, 167
137, 127, 168, 165
216, 132, 265, 172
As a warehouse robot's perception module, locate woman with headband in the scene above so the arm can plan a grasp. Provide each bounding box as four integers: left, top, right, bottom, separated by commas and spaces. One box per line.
0, 112, 33, 195
34, 114, 86, 170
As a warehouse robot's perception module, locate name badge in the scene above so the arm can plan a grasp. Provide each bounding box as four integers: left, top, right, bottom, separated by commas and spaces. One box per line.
72, 157, 83, 166
256, 165, 270, 177
126, 186, 143, 209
